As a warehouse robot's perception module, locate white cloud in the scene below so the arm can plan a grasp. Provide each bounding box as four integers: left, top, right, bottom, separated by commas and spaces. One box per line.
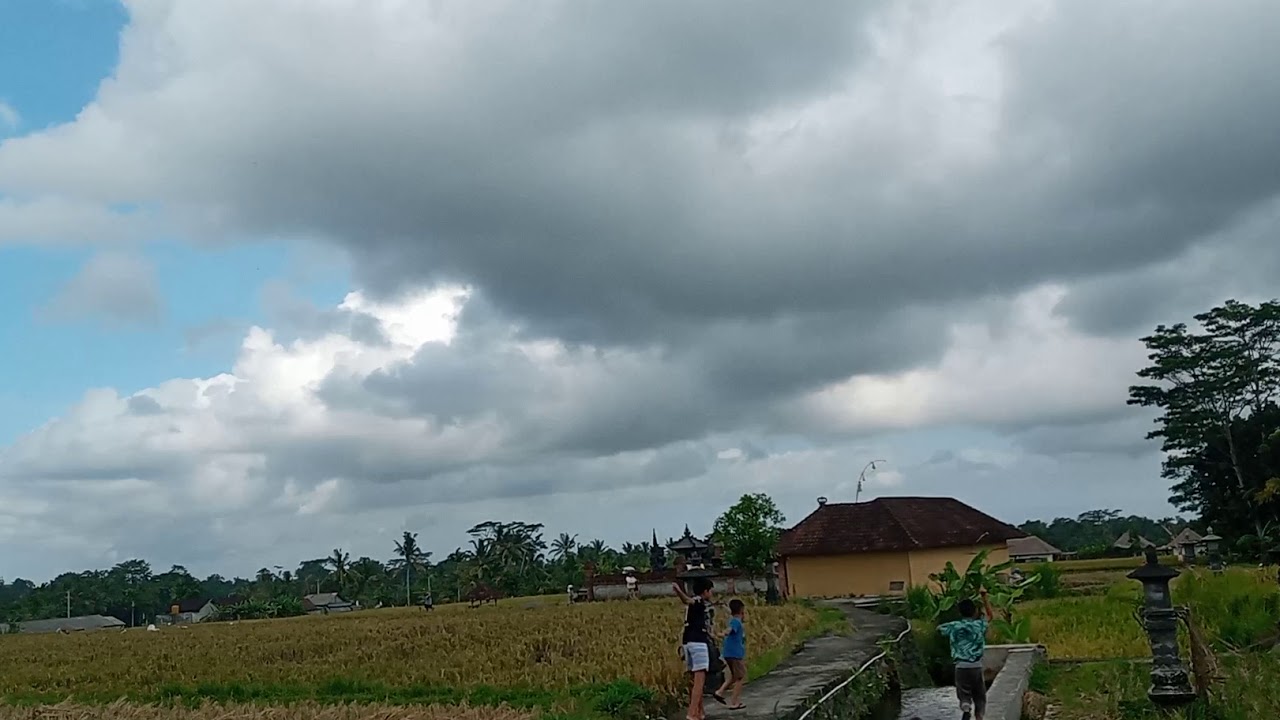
0, 281, 1167, 579
793, 286, 1146, 433
0, 102, 18, 132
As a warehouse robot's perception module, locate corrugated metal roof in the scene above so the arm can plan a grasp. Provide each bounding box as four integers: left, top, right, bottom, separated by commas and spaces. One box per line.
303, 593, 351, 607
17, 615, 125, 634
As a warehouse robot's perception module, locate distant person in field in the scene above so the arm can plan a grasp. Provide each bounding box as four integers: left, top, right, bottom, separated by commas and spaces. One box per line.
673, 578, 715, 720
712, 598, 747, 709
937, 587, 994, 720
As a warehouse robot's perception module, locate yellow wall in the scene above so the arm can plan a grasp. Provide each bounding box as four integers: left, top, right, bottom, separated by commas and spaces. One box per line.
784, 552, 911, 598
907, 544, 1010, 590
784, 543, 1010, 598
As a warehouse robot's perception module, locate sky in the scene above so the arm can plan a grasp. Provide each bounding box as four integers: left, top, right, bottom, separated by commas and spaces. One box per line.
2, 0, 1279, 583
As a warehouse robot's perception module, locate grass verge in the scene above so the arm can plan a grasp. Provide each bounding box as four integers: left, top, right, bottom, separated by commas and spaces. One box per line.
745, 603, 847, 683
1044, 655, 1280, 720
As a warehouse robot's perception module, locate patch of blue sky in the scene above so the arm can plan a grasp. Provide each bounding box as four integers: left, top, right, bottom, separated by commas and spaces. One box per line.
0, 0, 128, 134
0, 240, 350, 445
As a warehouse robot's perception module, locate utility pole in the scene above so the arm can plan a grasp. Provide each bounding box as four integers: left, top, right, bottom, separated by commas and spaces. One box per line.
65, 591, 71, 619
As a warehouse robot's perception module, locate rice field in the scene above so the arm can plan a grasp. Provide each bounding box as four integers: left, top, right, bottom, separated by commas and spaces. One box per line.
1015, 556, 1147, 573
1045, 654, 1280, 720
1021, 567, 1280, 659
1025, 567, 1280, 719
0, 701, 535, 720
0, 599, 820, 718
1021, 583, 1149, 659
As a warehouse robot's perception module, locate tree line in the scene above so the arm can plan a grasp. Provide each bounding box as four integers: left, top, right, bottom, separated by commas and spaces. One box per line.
1017, 509, 1189, 557
0, 494, 787, 625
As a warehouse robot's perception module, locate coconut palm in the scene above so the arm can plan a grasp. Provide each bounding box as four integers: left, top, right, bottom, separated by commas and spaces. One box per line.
326, 548, 351, 594
551, 533, 578, 562
390, 532, 431, 605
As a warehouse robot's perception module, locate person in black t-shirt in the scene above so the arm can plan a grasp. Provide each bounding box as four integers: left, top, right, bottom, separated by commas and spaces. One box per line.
674, 578, 714, 720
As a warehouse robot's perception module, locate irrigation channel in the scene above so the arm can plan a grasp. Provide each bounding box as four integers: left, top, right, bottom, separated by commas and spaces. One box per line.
692, 603, 1041, 720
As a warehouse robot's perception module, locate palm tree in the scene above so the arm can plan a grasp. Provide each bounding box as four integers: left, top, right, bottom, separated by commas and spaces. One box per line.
390, 531, 431, 605
326, 548, 351, 594
551, 533, 578, 562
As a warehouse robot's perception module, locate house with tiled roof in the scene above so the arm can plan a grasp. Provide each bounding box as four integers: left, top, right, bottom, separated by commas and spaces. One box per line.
775, 496, 1025, 598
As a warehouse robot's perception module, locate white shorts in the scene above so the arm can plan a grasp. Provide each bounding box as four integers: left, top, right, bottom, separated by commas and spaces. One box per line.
682, 642, 710, 672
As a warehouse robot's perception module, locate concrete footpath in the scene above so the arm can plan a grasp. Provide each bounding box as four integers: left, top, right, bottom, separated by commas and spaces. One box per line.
688, 603, 906, 720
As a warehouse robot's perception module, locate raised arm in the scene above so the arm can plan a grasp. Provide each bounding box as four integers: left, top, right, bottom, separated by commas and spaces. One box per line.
672, 582, 692, 605
979, 587, 994, 621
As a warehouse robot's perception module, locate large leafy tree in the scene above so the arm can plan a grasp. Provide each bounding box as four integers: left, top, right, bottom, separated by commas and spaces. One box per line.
1129, 299, 1280, 544
712, 493, 786, 574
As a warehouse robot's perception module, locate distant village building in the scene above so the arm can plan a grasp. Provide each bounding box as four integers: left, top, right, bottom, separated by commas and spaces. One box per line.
1163, 528, 1206, 563
1007, 535, 1065, 564
1112, 530, 1158, 555
775, 496, 1025, 598
13, 614, 125, 635
302, 592, 355, 614
584, 527, 768, 601
163, 598, 220, 625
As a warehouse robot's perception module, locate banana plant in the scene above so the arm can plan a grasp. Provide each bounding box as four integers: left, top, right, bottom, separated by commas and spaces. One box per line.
926, 549, 1039, 621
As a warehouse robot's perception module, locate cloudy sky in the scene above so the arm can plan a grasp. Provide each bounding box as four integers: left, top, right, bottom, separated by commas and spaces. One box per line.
2, 0, 1279, 582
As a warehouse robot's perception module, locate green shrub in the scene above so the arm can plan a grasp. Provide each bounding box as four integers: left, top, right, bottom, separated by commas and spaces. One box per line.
912, 622, 955, 686
1025, 563, 1061, 599
905, 585, 935, 620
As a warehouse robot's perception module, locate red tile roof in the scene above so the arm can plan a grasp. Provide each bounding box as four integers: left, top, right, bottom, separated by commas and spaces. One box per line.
775, 496, 1025, 557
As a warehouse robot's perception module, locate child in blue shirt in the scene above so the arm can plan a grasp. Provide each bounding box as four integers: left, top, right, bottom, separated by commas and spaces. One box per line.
713, 598, 747, 709
937, 588, 994, 720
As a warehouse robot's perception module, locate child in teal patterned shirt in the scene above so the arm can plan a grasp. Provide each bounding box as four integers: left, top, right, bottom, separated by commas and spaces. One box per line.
937, 588, 994, 720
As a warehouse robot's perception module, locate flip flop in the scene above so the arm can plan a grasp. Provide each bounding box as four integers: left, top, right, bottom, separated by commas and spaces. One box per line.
712, 692, 727, 705
729, 704, 746, 710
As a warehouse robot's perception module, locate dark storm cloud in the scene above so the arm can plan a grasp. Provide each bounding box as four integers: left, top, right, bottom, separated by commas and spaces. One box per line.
1011, 413, 1161, 460
5, 1, 1280, 579
317, 291, 954, 458
121, 0, 1276, 379
6, 2, 1280, 365
1054, 198, 1280, 336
